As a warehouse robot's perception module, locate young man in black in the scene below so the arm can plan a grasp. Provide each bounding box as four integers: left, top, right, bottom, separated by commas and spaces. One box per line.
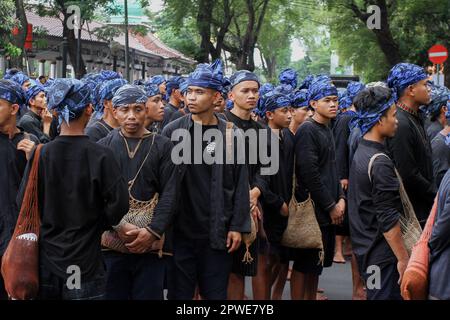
292, 76, 345, 300
223, 70, 270, 300
386, 63, 435, 227
0, 80, 37, 300
20, 78, 129, 300
18, 81, 54, 144
99, 84, 177, 300
348, 86, 408, 300
162, 60, 250, 300
85, 78, 127, 142
160, 76, 184, 129
260, 93, 293, 299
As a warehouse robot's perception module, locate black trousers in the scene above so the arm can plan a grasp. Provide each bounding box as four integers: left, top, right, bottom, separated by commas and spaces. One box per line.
169, 235, 232, 300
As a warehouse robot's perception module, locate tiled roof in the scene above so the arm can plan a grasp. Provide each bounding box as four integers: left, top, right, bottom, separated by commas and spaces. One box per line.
26, 9, 194, 63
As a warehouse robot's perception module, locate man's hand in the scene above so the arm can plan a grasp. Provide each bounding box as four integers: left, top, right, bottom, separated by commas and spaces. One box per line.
249, 187, 261, 212
336, 198, 346, 214
397, 258, 409, 285
329, 202, 344, 225
125, 228, 157, 254
17, 139, 36, 160
116, 222, 139, 243
42, 108, 53, 125
251, 205, 261, 232
280, 202, 289, 217
340, 179, 349, 192
226, 231, 242, 253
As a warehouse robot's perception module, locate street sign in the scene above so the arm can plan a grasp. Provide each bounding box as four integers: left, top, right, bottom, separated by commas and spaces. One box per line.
428, 44, 448, 64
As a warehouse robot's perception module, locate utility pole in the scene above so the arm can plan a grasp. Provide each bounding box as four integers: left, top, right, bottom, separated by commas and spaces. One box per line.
124, 0, 130, 81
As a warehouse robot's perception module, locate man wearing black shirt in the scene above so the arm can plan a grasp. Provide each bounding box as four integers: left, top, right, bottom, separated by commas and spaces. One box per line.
20, 79, 129, 300
99, 84, 177, 300
0, 80, 37, 300
348, 86, 408, 300
18, 81, 54, 143
292, 76, 345, 300
386, 63, 435, 227
85, 78, 126, 142
160, 76, 184, 129
162, 60, 250, 300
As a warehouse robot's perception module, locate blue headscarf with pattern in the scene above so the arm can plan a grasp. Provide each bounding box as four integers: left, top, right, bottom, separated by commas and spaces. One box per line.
230, 70, 260, 89
387, 63, 428, 99
0, 79, 26, 107
150, 75, 165, 86
353, 89, 396, 136
299, 75, 314, 90
279, 68, 298, 91
291, 89, 309, 108
308, 75, 338, 105
187, 59, 224, 92
426, 83, 450, 118
112, 84, 147, 108
144, 83, 161, 98
25, 80, 45, 105
47, 78, 92, 124
3, 69, 30, 87
259, 92, 291, 118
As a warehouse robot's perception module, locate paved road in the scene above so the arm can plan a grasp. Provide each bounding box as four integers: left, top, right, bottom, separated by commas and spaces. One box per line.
245, 257, 354, 300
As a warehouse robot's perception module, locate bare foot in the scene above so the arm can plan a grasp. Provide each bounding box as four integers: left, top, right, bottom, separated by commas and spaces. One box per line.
316, 292, 328, 300
333, 253, 346, 264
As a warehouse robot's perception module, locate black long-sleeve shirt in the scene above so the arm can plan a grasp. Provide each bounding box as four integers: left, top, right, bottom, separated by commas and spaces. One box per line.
85, 119, 113, 142
431, 132, 450, 188
18, 136, 129, 279
98, 129, 178, 249
17, 110, 51, 143
386, 108, 436, 224
161, 103, 180, 129
0, 129, 39, 255
348, 139, 401, 271
223, 110, 269, 194
261, 128, 294, 244
161, 114, 251, 250
294, 118, 344, 227
333, 111, 356, 180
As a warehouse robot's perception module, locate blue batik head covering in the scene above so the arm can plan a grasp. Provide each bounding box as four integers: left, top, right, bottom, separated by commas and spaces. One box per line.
3, 69, 30, 88
94, 78, 128, 118
221, 77, 231, 97
99, 70, 121, 82
187, 59, 224, 92
308, 75, 338, 105
166, 76, 185, 98
279, 68, 298, 91
0, 79, 26, 108
150, 75, 165, 86
25, 80, 45, 105
112, 84, 147, 108
256, 83, 275, 114
229, 70, 260, 89
47, 78, 92, 124
180, 79, 188, 95
426, 83, 450, 118
144, 83, 161, 98
340, 81, 366, 110
259, 92, 291, 119
133, 79, 145, 86
353, 88, 396, 136
274, 84, 294, 95
299, 75, 314, 90
226, 100, 234, 110
387, 63, 428, 99
291, 89, 309, 108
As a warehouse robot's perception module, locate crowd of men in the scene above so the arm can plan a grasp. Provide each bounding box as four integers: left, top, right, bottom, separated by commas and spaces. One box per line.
0, 59, 450, 301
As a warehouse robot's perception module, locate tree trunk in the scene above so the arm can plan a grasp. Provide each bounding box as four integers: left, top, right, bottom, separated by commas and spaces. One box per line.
63, 13, 86, 78
10, 0, 27, 69
196, 0, 214, 62
349, 0, 402, 67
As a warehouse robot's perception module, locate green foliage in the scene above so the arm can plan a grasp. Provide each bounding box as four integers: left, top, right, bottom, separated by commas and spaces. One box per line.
0, 0, 21, 56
